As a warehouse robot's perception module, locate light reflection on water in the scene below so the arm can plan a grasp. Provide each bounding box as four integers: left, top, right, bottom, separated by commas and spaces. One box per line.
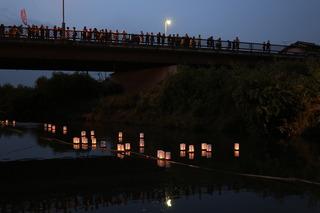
0, 123, 320, 213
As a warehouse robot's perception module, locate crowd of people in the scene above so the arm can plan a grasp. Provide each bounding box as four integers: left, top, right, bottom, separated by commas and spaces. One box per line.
0, 24, 272, 52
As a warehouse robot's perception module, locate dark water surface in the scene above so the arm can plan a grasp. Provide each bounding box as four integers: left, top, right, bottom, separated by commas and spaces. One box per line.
0, 122, 320, 213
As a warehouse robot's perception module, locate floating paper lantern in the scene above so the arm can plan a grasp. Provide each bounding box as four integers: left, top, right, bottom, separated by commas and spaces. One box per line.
180, 143, 186, 151
139, 133, 144, 139
52, 125, 56, 131
48, 124, 52, 128
125, 143, 131, 151
90, 130, 95, 136
201, 150, 207, 157
100, 140, 107, 148
188, 145, 195, 153
201, 143, 207, 150
139, 139, 145, 147
117, 144, 125, 152
5, 120, 9, 126
91, 137, 97, 145
44, 123, 48, 128
82, 137, 88, 144
81, 131, 86, 137
180, 151, 186, 158
63, 126, 67, 132
165, 152, 171, 160
157, 150, 165, 160
207, 144, 212, 152
189, 152, 195, 160
118, 131, 123, 138
12, 120, 16, 127
234, 151, 240, 158
234, 143, 240, 151
73, 137, 80, 144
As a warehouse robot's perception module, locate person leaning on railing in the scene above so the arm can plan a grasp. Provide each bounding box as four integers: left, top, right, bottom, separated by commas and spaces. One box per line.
0, 24, 5, 39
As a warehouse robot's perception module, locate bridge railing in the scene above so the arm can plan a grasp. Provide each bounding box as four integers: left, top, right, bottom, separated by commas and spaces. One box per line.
0, 25, 306, 57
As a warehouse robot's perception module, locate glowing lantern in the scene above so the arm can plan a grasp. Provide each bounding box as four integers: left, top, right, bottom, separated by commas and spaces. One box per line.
12, 120, 16, 127
188, 145, 195, 153
165, 152, 171, 160
82, 137, 88, 144
234, 143, 240, 151
63, 126, 67, 132
201, 150, 207, 157
44, 123, 48, 128
48, 124, 52, 128
73, 144, 80, 150
139, 133, 144, 139
157, 150, 165, 160
52, 125, 56, 131
118, 137, 123, 143
100, 140, 107, 148
139, 147, 145, 153
118, 131, 123, 138
180, 151, 186, 158
189, 152, 195, 160
5, 120, 9, 126
180, 143, 186, 151
139, 139, 145, 147
207, 144, 212, 152
125, 143, 131, 151
91, 137, 97, 145
73, 137, 80, 144
117, 144, 125, 152
234, 151, 240, 158
81, 131, 86, 137
90, 130, 95, 136
201, 143, 207, 150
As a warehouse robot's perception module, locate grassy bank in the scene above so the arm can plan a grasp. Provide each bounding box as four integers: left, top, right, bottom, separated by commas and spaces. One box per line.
92, 60, 320, 138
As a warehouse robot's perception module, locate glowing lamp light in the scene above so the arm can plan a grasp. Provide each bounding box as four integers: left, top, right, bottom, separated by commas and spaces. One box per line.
81, 131, 86, 137
234, 143, 240, 151
180, 151, 186, 158
201, 143, 208, 150
234, 151, 240, 158
52, 125, 56, 131
139, 139, 145, 147
118, 131, 123, 138
139, 133, 144, 139
44, 123, 48, 128
188, 145, 195, 153
207, 144, 212, 152
100, 140, 107, 148
5, 120, 9, 126
180, 143, 186, 151
125, 143, 131, 151
157, 150, 165, 160
48, 124, 52, 128
165, 19, 172, 26
91, 137, 97, 145
90, 130, 95, 136
63, 126, 67, 132
12, 120, 16, 127
82, 137, 88, 144
117, 144, 125, 152
165, 152, 171, 160
165, 197, 172, 208
73, 137, 80, 144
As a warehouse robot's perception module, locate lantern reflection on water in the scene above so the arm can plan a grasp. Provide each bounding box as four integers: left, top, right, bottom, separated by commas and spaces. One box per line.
180, 143, 186, 151
125, 151, 131, 156
125, 143, 131, 151
139, 147, 145, 153
82, 144, 88, 150
201, 143, 207, 150
139, 139, 145, 147
48, 124, 52, 129
157, 160, 171, 168
73, 137, 80, 144
73, 144, 80, 150
91, 137, 97, 145
100, 140, 107, 148
118, 137, 123, 143
189, 152, 195, 160
180, 151, 186, 158
165, 152, 171, 160
92, 144, 97, 150
188, 145, 195, 153
63, 126, 67, 132
201, 150, 207, 157
207, 152, 212, 159
82, 137, 88, 144
12, 120, 16, 127
117, 153, 125, 159
52, 129, 56, 134
117, 144, 125, 152
234, 151, 240, 158
234, 143, 240, 151
157, 150, 165, 160
52, 125, 56, 131
207, 144, 212, 152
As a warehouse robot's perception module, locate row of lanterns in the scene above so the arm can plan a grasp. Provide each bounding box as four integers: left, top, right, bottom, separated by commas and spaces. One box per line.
44, 123, 68, 135
0, 120, 16, 127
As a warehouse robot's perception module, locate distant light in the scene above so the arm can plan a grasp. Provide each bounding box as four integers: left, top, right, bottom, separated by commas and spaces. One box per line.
165, 19, 172, 26
166, 198, 172, 207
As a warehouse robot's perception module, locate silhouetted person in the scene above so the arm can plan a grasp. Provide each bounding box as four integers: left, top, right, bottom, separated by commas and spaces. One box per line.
40, 25, 45, 39
150, 32, 154, 46
82, 26, 87, 40
235, 36, 240, 50
161, 33, 165, 46
72, 27, 77, 41
266, 40, 271, 52
145, 32, 150, 45
45, 26, 50, 39
140, 31, 144, 44
263, 42, 266, 52
0, 24, 5, 39
157, 32, 161, 45
197, 35, 201, 48
227, 40, 232, 50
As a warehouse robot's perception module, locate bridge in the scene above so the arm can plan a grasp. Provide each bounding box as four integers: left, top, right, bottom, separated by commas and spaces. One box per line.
0, 25, 307, 72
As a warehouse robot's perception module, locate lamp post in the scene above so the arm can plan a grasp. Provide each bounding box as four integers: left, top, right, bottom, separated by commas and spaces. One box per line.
62, 0, 65, 29
164, 19, 172, 35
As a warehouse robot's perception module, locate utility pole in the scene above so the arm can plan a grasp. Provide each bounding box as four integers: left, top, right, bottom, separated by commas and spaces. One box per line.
62, 0, 65, 29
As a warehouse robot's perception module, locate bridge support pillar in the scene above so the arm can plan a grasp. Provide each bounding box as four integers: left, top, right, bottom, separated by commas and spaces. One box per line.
111, 65, 177, 93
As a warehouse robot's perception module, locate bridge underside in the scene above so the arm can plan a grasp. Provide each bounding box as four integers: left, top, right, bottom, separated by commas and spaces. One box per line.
0, 40, 303, 72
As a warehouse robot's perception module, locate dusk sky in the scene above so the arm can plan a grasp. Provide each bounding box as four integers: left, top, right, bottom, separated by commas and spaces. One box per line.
0, 0, 319, 86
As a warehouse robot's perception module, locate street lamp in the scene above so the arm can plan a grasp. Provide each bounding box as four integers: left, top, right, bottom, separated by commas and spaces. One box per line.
164, 19, 172, 35
62, 0, 66, 29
